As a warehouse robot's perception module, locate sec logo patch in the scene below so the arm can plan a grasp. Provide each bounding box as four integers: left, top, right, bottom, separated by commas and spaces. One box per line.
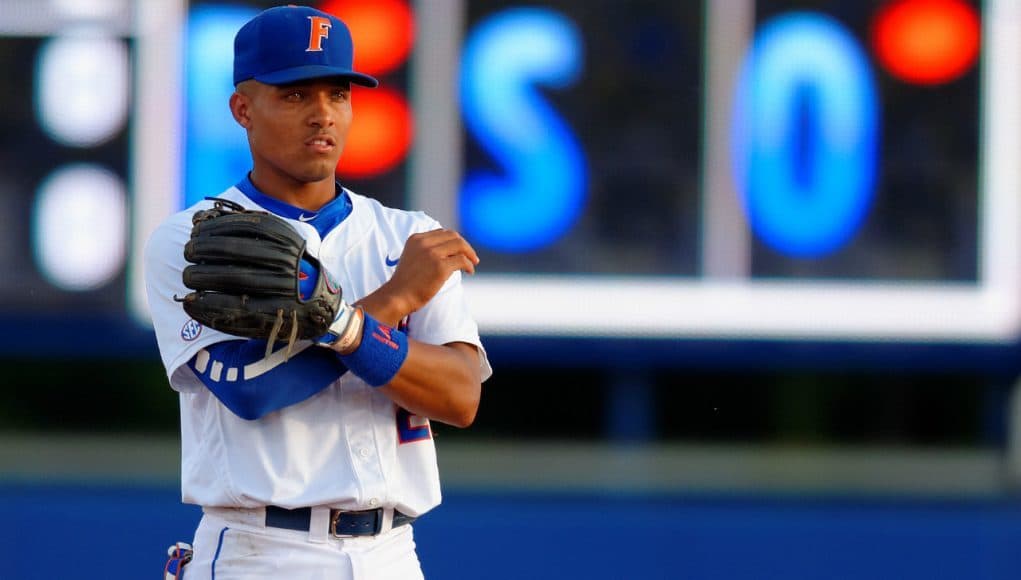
181, 319, 202, 341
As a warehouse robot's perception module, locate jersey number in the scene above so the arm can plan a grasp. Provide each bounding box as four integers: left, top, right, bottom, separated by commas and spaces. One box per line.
397, 407, 431, 444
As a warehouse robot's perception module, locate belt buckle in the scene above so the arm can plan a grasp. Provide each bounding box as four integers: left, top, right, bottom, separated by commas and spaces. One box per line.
329, 508, 382, 538
330, 510, 358, 539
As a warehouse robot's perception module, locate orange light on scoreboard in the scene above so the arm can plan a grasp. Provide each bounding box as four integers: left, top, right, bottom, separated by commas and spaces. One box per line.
871, 0, 980, 85
341, 86, 413, 179
326, 0, 414, 75
319, 0, 415, 179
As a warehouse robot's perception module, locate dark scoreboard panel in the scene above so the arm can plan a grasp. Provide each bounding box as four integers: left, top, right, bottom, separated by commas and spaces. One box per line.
1, 0, 1017, 356
746, 0, 981, 282
450, 0, 981, 281
0, 35, 131, 313
454, 0, 705, 276
428, 0, 1019, 343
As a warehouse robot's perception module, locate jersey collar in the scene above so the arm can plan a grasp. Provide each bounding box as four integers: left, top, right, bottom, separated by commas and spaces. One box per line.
235, 175, 353, 237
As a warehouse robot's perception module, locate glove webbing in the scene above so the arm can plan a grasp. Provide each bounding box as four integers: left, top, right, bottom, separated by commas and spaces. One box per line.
266, 308, 300, 360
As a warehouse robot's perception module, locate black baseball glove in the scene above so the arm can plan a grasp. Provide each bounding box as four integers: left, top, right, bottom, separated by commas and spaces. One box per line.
177, 198, 344, 356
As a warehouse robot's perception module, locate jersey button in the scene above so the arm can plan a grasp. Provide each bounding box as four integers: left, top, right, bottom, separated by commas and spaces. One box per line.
359, 447, 371, 458
368, 498, 380, 507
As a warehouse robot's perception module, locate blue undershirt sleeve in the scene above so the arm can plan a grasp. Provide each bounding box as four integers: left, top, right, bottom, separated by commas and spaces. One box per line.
187, 339, 348, 420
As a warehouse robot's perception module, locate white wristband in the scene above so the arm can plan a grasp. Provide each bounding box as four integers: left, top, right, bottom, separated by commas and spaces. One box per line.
319, 302, 365, 355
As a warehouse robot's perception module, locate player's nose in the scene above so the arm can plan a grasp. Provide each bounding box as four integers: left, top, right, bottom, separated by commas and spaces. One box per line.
307, 92, 335, 128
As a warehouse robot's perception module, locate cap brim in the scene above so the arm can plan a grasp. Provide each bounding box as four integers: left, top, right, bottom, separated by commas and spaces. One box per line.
254, 65, 379, 88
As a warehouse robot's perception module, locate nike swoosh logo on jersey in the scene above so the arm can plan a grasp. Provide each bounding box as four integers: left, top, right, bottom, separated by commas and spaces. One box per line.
298, 213, 316, 222
385, 255, 400, 267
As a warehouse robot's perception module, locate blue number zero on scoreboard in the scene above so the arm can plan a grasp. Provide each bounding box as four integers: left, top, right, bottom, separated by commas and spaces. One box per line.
459, 8, 586, 253
732, 12, 879, 258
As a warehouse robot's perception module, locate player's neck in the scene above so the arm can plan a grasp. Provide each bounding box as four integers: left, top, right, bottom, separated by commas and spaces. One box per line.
248, 170, 336, 211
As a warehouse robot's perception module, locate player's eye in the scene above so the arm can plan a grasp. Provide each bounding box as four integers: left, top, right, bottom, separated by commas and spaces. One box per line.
331, 88, 350, 101
284, 90, 303, 102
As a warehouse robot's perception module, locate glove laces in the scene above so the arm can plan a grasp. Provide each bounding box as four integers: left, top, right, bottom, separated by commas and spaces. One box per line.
265, 308, 300, 361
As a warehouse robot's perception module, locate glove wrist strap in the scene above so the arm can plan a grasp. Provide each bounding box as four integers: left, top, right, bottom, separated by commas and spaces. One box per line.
320, 304, 365, 355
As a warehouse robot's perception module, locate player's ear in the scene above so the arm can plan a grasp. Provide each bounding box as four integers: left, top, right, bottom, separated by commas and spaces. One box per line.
230, 90, 252, 128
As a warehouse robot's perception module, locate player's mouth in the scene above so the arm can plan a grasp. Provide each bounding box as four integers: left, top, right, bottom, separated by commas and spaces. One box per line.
305, 135, 336, 153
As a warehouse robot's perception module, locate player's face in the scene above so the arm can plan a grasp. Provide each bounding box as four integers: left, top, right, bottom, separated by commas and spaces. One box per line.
234, 79, 353, 187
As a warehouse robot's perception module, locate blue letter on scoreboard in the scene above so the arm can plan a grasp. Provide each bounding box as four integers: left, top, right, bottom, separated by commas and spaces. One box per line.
459, 8, 587, 253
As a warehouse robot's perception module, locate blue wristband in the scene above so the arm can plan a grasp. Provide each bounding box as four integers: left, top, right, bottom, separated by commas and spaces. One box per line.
339, 314, 409, 387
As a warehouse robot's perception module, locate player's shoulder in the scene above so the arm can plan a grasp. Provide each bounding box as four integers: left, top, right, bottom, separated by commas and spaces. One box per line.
346, 188, 441, 235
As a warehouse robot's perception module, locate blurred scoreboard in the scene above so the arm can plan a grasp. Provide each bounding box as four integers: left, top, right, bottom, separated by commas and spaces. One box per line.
0, 0, 1018, 356
0, 0, 181, 354
432, 0, 1021, 343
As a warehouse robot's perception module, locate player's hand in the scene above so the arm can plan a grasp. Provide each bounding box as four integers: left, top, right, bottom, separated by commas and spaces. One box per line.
382, 228, 479, 316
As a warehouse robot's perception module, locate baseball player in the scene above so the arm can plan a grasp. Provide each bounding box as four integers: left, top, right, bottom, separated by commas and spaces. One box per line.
144, 6, 491, 579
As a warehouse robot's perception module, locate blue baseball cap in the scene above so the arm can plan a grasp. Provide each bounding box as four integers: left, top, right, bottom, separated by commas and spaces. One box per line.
233, 5, 378, 88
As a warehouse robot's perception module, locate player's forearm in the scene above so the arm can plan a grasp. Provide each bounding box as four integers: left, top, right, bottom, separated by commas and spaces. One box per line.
379, 341, 482, 428
327, 295, 482, 426
354, 282, 414, 327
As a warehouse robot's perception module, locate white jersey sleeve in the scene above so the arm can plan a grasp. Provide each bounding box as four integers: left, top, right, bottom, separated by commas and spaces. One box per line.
407, 269, 492, 380
143, 193, 255, 392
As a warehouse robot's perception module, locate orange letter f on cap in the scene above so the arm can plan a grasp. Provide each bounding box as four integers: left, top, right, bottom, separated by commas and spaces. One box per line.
306, 16, 332, 52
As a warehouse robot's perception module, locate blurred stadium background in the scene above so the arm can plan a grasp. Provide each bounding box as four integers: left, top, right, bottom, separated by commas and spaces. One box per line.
3, 0, 1021, 578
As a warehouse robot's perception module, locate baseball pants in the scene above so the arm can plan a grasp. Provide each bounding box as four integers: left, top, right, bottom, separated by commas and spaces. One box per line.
181, 508, 425, 579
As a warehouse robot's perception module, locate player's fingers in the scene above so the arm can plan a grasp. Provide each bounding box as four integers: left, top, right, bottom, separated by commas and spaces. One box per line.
407, 228, 462, 249
409, 230, 479, 263
429, 237, 480, 265
459, 238, 480, 265
445, 253, 476, 275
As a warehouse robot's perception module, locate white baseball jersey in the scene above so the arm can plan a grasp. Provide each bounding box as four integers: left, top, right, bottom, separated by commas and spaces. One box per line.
144, 184, 491, 516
